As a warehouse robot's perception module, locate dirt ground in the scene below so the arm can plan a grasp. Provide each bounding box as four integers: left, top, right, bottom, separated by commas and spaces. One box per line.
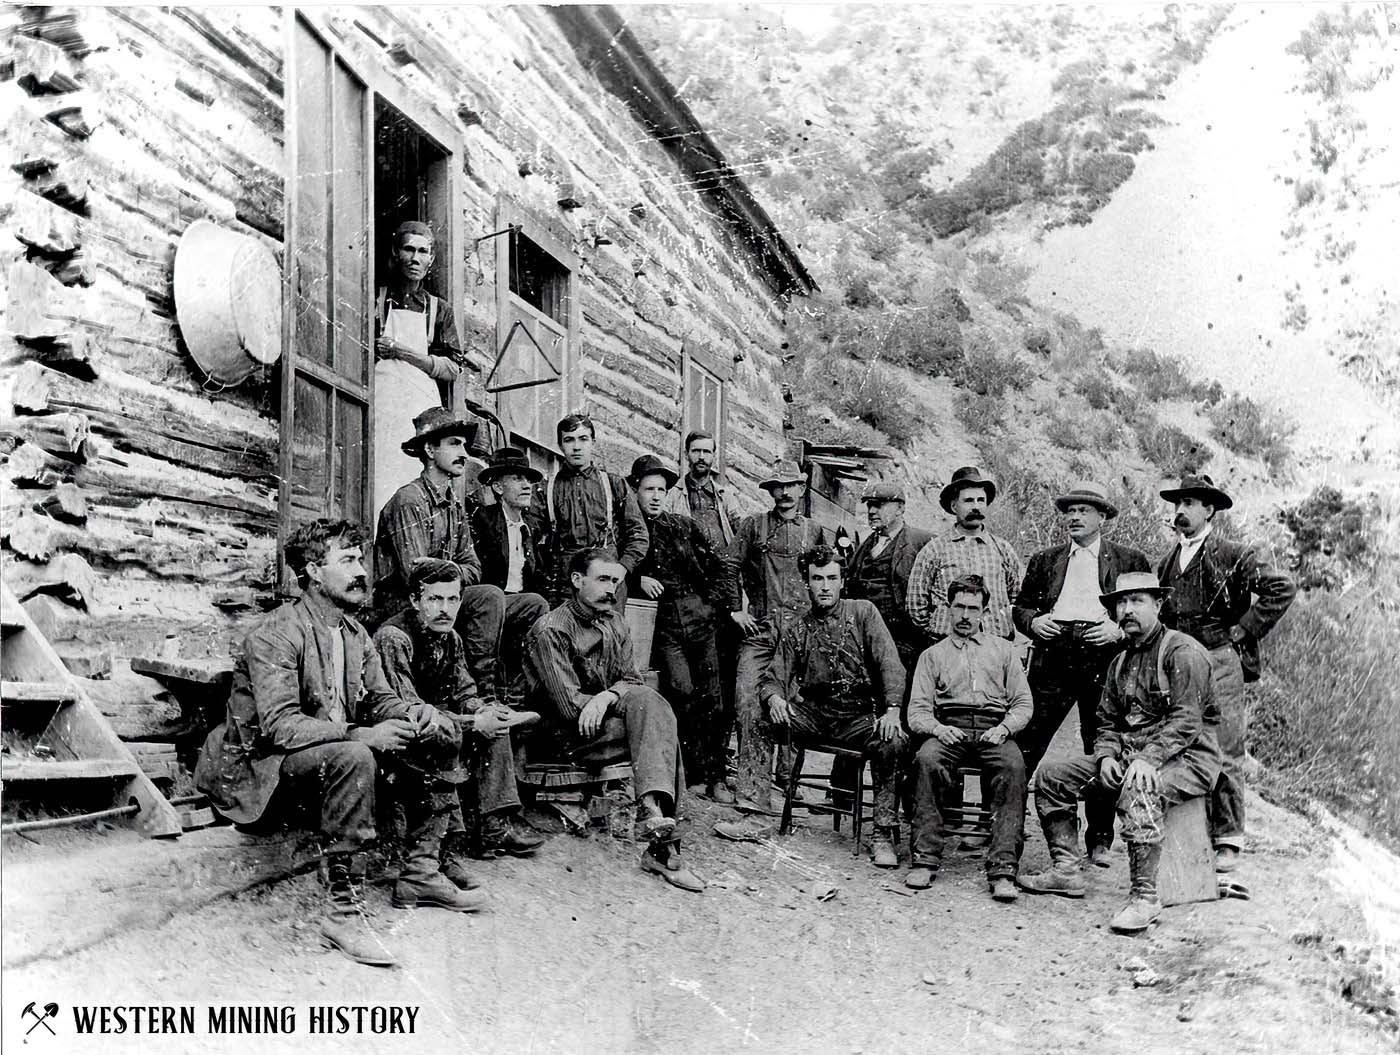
4, 769, 1397, 1055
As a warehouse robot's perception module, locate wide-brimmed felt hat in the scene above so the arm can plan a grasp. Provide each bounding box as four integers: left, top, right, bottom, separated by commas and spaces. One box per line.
863, 481, 907, 504
628, 453, 679, 489
760, 459, 806, 491
939, 466, 997, 513
478, 446, 542, 485
400, 406, 478, 457
1055, 481, 1119, 520
1099, 571, 1174, 609
1159, 472, 1233, 511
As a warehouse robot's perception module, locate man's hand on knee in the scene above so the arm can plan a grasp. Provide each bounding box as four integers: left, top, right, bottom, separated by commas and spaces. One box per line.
931, 723, 967, 747
1123, 758, 1161, 794
578, 691, 617, 739
350, 717, 415, 752
1098, 756, 1124, 790
766, 694, 791, 726
978, 724, 1009, 746
875, 707, 905, 743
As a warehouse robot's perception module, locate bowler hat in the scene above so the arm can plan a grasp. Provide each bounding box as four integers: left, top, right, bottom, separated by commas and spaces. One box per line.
1159, 473, 1233, 511
628, 454, 679, 489
863, 481, 907, 504
400, 406, 478, 457
1054, 481, 1119, 520
478, 446, 543, 486
939, 466, 997, 513
1099, 571, 1174, 609
760, 460, 806, 491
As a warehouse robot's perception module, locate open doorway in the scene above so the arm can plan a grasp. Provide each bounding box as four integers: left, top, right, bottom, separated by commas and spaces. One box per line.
371, 100, 458, 517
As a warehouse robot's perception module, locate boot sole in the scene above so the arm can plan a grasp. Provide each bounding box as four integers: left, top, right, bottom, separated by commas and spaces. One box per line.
1109, 919, 1159, 935
390, 894, 485, 912
1016, 881, 1086, 899
320, 935, 396, 968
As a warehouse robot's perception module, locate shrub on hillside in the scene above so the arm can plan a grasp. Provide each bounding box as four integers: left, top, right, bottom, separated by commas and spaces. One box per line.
1208, 395, 1295, 477
957, 345, 1035, 398
1133, 418, 1208, 479
831, 361, 921, 450
1044, 400, 1127, 454
1251, 589, 1400, 850
1072, 371, 1139, 417
1278, 485, 1377, 590
1112, 348, 1223, 404
1073, 152, 1136, 201
886, 310, 964, 375
953, 390, 1006, 433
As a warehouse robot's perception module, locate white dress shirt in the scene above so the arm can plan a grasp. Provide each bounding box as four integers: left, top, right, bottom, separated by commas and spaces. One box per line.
503, 509, 526, 594
1050, 536, 1109, 622
1176, 522, 1213, 573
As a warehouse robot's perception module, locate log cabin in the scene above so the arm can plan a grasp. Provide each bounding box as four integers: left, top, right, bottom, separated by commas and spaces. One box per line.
0, 5, 814, 808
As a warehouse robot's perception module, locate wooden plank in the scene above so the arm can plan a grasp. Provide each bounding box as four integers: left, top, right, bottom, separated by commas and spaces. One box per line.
130, 656, 233, 687
54, 644, 110, 679
1, 680, 79, 706
1, 758, 140, 781
1160, 796, 1219, 907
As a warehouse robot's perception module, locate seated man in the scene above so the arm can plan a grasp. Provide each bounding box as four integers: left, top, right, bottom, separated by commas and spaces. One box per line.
523, 548, 701, 893
906, 575, 1032, 902
1019, 572, 1222, 935
374, 558, 544, 874
760, 545, 907, 869
195, 520, 481, 970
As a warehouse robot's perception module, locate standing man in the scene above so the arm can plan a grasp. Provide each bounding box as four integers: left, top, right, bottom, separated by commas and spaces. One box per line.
732, 460, 831, 810
539, 412, 649, 608
907, 466, 1024, 646
374, 407, 508, 705
195, 520, 480, 969
906, 575, 1032, 900
630, 454, 739, 802
374, 559, 543, 871
1014, 482, 1150, 867
760, 546, 907, 868
373, 220, 467, 515
523, 549, 701, 893
1156, 473, 1296, 872
665, 430, 742, 784
1020, 573, 1222, 935
845, 481, 934, 679
471, 446, 552, 707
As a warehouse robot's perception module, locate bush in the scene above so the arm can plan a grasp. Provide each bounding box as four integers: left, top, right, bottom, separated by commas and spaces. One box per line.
1113, 348, 1222, 404
832, 361, 922, 450
1044, 400, 1127, 453
1072, 371, 1139, 417
886, 310, 964, 375
1294, 177, 1324, 208
957, 345, 1035, 398
1023, 326, 1055, 356
1278, 485, 1377, 589
1251, 589, 1400, 851
953, 390, 1006, 433
1208, 395, 1295, 477
1133, 418, 1209, 478
1073, 152, 1135, 201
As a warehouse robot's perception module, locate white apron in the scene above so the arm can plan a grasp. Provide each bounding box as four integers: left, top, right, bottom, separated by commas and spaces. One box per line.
373, 289, 443, 519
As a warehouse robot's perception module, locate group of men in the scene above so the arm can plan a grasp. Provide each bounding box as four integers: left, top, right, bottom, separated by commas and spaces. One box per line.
196, 384, 1295, 965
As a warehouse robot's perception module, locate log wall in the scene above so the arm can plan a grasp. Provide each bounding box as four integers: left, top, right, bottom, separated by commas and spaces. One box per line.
1, 5, 798, 667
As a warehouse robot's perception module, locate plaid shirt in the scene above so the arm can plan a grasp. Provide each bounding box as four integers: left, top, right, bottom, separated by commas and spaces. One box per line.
373, 471, 482, 620
374, 608, 486, 716
906, 526, 1024, 640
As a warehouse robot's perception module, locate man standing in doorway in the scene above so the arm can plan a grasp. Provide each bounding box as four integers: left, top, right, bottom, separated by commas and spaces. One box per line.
538, 412, 649, 608
907, 466, 1023, 646
373, 407, 507, 705
471, 446, 552, 707
1155, 474, 1295, 873
1014, 482, 1150, 867
732, 460, 830, 810
373, 221, 467, 515
665, 430, 742, 792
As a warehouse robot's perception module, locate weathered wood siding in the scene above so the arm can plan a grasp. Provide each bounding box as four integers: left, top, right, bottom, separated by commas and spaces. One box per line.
1, 5, 795, 665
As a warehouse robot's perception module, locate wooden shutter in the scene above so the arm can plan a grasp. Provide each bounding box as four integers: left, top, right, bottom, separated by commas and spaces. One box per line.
280, 14, 374, 544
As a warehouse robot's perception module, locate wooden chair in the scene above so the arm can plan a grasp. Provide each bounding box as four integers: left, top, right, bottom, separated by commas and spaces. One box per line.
778, 740, 873, 856
933, 703, 998, 844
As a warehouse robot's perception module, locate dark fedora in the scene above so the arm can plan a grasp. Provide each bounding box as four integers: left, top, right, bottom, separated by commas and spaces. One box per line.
478, 446, 543, 486
1054, 480, 1119, 520
628, 453, 679, 489
939, 466, 997, 513
400, 406, 477, 457
1099, 571, 1173, 609
1159, 472, 1233, 511
760, 459, 806, 491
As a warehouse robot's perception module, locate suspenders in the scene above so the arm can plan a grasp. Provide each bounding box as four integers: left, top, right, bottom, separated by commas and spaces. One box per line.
546, 471, 615, 537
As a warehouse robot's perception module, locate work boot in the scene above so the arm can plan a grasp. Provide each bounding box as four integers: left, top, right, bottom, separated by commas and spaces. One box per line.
989, 877, 1019, 902
870, 829, 899, 869
438, 831, 482, 891
320, 853, 397, 968
1214, 846, 1240, 873
1088, 845, 1114, 869
905, 866, 936, 890
480, 813, 545, 857
1110, 841, 1162, 935
640, 838, 706, 893
392, 807, 486, 912
1017, 813, 1087, 898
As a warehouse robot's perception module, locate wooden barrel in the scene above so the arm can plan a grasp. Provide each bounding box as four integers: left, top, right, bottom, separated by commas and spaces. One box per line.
624, 598, 658, 667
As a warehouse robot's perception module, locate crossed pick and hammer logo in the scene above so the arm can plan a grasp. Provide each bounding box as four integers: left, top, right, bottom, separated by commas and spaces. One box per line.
21, 1002, 59, 1037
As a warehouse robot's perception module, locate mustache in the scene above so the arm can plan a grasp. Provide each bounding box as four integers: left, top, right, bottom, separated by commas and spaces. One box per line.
1173, 515, 1191, 526
348, 578, 368, 591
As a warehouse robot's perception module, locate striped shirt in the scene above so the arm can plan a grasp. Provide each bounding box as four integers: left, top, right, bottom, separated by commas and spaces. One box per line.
906, 527, 1024, 640
523, 599, 643, 723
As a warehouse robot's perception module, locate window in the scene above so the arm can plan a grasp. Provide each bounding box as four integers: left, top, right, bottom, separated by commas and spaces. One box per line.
681, 347, 726, 468
492, 205, 578, 449
281, 14, 373, 547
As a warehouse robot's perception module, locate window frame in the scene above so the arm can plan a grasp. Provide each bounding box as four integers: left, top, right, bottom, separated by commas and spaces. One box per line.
492, 198, 581, 455
279, 11, 464, 590
680, 341, 730, 473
